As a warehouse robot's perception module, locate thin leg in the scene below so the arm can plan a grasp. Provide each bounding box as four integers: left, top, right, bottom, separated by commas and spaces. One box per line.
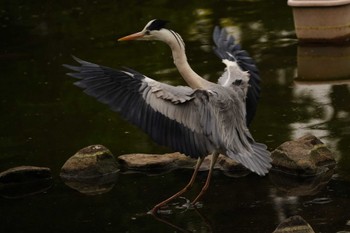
151, 156, 205, 215
191, 152, 219, 204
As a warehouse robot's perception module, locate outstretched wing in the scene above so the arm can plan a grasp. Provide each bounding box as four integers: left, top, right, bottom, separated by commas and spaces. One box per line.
212, 26, 260, 126
63, 57, 214, 157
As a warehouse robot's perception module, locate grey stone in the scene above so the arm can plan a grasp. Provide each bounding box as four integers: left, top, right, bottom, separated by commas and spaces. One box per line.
60, 145, 119, 179
271, 134, 336, 176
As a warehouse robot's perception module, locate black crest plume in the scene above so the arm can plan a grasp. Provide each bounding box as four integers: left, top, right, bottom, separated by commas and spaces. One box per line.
146, 19, 169, 31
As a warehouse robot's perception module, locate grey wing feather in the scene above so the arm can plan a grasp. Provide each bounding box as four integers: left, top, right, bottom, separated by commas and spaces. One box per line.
213, 26, 260, 126
63, 57, 214, 158
202, 86, 271, 176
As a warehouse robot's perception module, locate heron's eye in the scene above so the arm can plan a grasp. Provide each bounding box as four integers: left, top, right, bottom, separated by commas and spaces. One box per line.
145, 30, 151, 35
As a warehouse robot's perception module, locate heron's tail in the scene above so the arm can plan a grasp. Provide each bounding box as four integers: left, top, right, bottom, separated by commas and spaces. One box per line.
226, 142, 272, 176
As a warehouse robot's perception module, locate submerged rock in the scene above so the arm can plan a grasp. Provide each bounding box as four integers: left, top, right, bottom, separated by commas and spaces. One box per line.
0, 166, 52, 183
273, 215, 315, 233
60, 145, 119, 179
0, 166, 53, 199
271, 134, 336, 176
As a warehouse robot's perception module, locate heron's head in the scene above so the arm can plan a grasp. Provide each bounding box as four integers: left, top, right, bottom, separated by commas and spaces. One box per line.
118, 19, 181, 45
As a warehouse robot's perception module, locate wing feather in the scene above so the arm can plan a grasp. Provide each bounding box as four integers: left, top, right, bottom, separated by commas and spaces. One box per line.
63, 57, 214, 158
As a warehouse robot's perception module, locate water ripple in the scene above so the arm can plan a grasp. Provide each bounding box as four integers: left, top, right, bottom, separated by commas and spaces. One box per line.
303, 197, 333, 206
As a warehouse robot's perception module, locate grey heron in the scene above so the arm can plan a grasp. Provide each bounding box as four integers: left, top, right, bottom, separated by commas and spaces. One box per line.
64, 19, 272, 214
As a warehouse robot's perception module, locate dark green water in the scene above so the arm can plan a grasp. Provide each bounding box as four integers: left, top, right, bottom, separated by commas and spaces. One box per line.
1, 0, 350, 232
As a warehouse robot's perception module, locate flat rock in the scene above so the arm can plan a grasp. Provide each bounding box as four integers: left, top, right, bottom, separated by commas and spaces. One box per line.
271, 134, 336, 176
60, 145, 119, 180
273, 215, 315, 233
0, 166, 53, 199
117, 152, 193, 173
118, 152, 249, 176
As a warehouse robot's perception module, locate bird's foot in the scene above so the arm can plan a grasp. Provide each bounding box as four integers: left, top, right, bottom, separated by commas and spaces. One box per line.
149, 197, 203, 215
175, 197, 203, 212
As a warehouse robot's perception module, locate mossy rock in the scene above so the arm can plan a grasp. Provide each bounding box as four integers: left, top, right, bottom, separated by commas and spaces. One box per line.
60, 145, 119, 179
271, 134, 336, 176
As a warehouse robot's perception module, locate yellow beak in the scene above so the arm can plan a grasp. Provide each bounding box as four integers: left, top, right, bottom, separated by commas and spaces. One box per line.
118, 32, 144, 41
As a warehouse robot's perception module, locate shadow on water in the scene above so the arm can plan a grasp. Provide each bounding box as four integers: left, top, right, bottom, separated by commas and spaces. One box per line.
1, 0, 350, 232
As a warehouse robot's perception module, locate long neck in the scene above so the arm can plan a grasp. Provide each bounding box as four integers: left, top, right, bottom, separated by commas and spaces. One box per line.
165, 32, 211, 89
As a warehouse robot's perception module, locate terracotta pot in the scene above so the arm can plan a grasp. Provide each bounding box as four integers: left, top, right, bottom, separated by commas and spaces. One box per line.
288, 0, 350, 42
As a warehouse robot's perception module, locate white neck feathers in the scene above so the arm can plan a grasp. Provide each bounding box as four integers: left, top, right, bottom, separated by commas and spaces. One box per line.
160, 29, 210, 90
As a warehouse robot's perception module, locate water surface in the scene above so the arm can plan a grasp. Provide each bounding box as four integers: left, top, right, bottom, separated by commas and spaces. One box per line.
1, 0, 350, 232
